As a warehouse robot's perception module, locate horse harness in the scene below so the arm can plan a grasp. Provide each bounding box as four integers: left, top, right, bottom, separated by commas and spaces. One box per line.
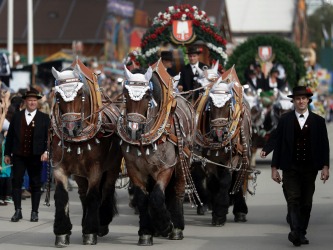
50, 59, 119, 147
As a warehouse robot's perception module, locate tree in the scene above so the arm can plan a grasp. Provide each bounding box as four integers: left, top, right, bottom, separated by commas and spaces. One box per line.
307, 3, 333, 49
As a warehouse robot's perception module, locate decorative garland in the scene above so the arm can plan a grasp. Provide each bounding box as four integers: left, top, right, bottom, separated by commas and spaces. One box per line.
226, 35, 306, 87
140, 4, 228, 66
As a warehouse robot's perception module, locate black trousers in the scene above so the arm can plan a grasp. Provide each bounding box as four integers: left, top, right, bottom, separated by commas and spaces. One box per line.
12, 155, 42, 192
282, 167, 318, 235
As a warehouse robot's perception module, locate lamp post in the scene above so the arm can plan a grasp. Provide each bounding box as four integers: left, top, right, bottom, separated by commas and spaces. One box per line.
7, 0, 13, 67
27, 0, 34, 64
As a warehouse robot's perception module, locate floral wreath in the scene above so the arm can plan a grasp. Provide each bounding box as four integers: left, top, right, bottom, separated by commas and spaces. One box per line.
140, 5, 228, 66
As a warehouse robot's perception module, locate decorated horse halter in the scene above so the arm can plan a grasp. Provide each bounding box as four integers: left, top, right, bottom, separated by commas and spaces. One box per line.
118, 62, 174, 147
51, 65, 102, 143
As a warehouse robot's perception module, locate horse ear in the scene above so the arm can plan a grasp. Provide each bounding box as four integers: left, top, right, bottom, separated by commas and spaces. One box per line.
145, 67, 153, 81
213, 60, 219, 72
52, 67, 59, 79
123, 65, 133, 80
197, 66, 203, 77
228, 81, 235, 91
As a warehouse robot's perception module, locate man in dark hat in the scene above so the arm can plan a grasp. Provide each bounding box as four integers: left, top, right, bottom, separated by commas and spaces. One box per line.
4, 88, 50, 222
270, 86, 329, 246
178, 46, 207, 94
161, 51, 177, 77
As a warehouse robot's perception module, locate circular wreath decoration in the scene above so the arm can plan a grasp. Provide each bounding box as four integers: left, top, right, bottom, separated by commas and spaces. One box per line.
140, 4, 228, 66
226, 35, 306, 87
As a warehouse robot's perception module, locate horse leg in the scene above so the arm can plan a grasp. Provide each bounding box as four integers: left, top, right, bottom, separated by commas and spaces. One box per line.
165, 164, 185, 240
81, 170, 103, 245
149, 168, 174, 237
209, 168, 232, 226
191, 163, 209, 215
232, 187, 248, 222
98, 168, 120, 237
53, 169, 72, 247
135, 185, 153, 246
73, 176, 88, 228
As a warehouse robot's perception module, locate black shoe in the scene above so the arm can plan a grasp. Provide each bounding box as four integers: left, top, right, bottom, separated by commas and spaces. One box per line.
30, 211, 39, 222
234, 213, 247, 222
11, 209, 23, 222
300, 235, 309, 245
288, 231, 301, 246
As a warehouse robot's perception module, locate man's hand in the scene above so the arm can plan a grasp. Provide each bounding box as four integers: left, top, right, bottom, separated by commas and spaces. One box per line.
41, 151, 49, 162
4, 155, 11, 165
260, 150, 267, 158
271, 167, 281, 184
321, 166, 329, 183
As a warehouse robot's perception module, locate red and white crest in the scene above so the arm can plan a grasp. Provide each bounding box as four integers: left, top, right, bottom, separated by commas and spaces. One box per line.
258, 46, 273, 62
172, 20, 194, 43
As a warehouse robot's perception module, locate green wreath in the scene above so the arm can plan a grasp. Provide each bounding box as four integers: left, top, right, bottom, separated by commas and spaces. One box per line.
226, 35, 306, 87
140, 4, 228, 66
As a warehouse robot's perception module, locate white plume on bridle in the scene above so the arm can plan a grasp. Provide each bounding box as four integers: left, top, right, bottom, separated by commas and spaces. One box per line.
209, 79, 234, 108
52, 65, 84, 102
197, 60, 220, 88
123, 66, 153, 101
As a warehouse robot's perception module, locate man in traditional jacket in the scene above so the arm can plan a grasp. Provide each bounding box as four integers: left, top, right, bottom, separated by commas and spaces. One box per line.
271, 86, 329, 246
4, 89, 50, 222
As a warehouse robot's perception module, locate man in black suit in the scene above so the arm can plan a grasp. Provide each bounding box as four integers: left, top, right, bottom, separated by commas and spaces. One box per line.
4, 89, 50, 222
161, 51, 177, 77
271, 86, 330, 246
178, 46, 207, 94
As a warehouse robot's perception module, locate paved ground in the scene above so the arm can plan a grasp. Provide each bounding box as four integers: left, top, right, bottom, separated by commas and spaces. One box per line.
0, 123, 332, 250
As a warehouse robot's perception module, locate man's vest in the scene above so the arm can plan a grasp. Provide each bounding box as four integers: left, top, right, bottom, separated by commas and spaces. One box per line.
18, 115, 35, 156
292, 117, 312, 167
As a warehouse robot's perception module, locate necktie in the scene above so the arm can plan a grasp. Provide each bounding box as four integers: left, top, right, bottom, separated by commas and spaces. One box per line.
28, 113, 31, 116
299, 114, 304, 118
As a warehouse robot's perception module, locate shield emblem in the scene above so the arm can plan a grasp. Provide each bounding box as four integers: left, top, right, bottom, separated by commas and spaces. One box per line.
258, 46, 273, 62
172, 20, 194, 43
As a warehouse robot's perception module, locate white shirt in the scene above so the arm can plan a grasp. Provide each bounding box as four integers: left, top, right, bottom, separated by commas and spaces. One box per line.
25, 109, 37, 125
191, 62, 199, 74
295, 110, 309, 129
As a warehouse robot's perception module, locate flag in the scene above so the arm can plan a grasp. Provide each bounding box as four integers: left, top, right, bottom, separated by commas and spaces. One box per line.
322, 24, 329, 41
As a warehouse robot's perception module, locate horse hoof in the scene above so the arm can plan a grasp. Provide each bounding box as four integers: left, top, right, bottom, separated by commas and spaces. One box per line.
82, 233, 97, 245
169, 228, 184, 240
197, 206, 206, 215
212, 215, 226, 227
138, 235, 153, 246
55, 234, 70, 248
98, 225, 109, 237
234, 213, 247, 222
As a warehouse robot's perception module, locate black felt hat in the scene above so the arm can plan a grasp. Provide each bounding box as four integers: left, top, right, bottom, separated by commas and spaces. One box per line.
22, 89, 43, 100
287, 86, 313, 98
161, 51, 173, 61
186, 46, 202, 55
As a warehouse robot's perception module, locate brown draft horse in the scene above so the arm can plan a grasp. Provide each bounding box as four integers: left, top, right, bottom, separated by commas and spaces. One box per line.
50, 59, 122, 247
193, 67, 253, 225
117, 60, 196, 246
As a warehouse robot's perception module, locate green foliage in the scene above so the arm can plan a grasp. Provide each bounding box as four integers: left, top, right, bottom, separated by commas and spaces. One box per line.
225, 35, 306, 87
308, 3, 333, 49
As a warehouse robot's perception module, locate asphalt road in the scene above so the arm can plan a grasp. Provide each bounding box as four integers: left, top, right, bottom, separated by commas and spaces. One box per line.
0, 123, 332, 250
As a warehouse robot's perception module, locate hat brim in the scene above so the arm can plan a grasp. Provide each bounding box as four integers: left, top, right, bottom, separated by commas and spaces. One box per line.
287, 93, 313, 98
22, 94, 43, 100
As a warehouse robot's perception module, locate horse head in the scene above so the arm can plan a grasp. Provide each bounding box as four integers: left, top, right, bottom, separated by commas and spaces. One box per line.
272, 86, 293, 124
52, 64, 91, 137
243, 84, 264, 127
123, 66, 158, 140
207, 78, 234, 142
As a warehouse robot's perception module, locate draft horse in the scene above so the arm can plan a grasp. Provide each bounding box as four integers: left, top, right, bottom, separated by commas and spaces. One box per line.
50, 59, 122, 247
117, 60, 196, 245
193, 67, 252, 225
